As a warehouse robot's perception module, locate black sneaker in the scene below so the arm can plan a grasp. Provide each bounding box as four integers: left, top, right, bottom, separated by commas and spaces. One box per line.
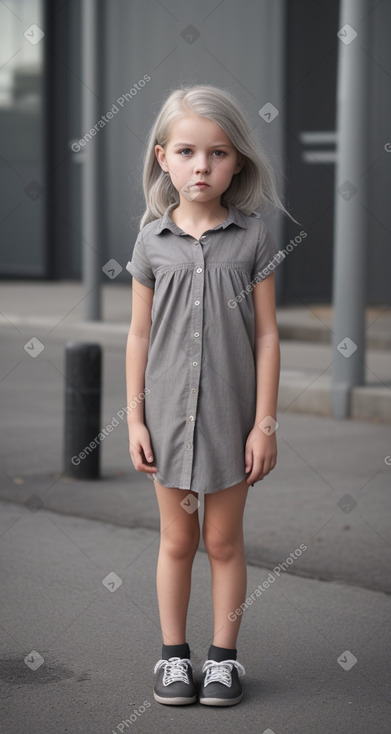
153, 656, 196, 705
199, 659, 245, 706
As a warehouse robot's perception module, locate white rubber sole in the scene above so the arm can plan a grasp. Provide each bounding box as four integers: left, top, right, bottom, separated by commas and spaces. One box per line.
199, 692, 243, 706
153, 691, 197, 705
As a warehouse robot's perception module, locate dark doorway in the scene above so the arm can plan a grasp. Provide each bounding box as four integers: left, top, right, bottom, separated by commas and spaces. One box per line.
283, 0, 340, 304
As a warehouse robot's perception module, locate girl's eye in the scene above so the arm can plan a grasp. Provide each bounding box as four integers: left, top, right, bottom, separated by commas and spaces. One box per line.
178, 149, 226, 157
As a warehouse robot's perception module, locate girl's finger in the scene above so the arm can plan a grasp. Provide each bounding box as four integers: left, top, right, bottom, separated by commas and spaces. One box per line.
142, 442, 154, 463
244, 446, 253, 473
130, 444, 157, 473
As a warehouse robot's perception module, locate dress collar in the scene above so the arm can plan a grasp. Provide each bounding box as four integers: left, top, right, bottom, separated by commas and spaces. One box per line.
154, 202, 249, 235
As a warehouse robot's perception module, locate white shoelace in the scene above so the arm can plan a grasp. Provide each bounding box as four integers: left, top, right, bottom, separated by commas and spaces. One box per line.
154, 657, 192, 686
201, 659, 245, 688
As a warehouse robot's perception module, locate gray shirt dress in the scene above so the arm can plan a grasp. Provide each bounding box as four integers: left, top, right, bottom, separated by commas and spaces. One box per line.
126, 203, 285, 494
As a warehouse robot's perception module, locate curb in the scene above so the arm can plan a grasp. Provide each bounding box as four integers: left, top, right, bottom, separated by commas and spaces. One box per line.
1, 316, 390, 422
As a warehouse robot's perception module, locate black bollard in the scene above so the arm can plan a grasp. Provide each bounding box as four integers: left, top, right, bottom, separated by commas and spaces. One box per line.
64, 342, 102, 479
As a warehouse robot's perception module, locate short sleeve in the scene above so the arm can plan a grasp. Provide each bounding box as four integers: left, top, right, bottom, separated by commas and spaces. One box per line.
126, 231, 155, 289
251, 221, 286, 281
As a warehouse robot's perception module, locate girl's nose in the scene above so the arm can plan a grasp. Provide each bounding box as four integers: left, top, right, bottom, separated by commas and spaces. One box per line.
193, 156, 210, 174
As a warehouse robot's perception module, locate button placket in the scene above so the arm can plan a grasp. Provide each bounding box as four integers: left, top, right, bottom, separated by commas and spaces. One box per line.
179, 238, 205, 489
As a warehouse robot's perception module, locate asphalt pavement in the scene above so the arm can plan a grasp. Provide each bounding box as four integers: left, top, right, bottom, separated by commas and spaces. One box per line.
0, 281, 390, 733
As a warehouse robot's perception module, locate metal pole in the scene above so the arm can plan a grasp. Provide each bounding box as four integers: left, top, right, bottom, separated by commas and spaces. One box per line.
331, 0, 371, 418
81, 0, 101, 320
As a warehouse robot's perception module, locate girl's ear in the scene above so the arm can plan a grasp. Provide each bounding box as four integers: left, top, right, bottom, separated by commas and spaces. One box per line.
155, 144, 168, 172
234, 157, 245, 175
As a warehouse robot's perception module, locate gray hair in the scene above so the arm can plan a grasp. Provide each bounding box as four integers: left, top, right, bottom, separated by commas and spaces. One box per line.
139, 84, 297, 229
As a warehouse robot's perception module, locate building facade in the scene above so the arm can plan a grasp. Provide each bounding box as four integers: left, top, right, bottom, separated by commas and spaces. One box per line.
0, 0, 390, 305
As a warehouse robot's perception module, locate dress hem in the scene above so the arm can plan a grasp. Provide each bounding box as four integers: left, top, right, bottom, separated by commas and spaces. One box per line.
151, 472, 249, 495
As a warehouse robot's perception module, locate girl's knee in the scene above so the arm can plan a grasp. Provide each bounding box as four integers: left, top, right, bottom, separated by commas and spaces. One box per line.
161, 526, 200, 560
203, 528, 242, 563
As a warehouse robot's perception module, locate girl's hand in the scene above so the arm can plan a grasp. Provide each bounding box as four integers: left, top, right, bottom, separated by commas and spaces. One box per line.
128, 422, 158, 475
244, 425, 277, 486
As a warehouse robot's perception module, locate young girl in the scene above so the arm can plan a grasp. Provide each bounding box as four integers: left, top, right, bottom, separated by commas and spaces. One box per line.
125, 84, 294, 707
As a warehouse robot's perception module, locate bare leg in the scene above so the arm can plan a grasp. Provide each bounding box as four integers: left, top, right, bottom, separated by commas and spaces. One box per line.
154, 480, 200, 645
203, 480, 249, 649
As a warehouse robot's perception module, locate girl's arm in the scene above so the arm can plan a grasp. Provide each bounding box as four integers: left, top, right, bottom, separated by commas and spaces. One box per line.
126, 278, 157, 474
252, 273, 280, 425
126, 278, 153, 423
245, 273, 280, 485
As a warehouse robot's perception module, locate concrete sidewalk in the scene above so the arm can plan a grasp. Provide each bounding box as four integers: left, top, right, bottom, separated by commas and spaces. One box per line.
1, 500, 390, 734
1, 280, 390, 348
0, 280, 390, 422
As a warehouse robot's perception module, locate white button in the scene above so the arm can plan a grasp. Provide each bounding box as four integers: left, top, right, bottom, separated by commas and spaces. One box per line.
192, 361, 198, 367
186, 442, 193, 449
200, 235, 206, 241
189, 415, 194, 421
191, 388, 197, 394
194, 300, 200, 306
194, 332, 199, 337
196, 267, 203, 273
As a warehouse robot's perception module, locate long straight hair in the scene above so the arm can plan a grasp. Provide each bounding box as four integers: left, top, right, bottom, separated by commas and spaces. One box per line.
140, 84, 298, 229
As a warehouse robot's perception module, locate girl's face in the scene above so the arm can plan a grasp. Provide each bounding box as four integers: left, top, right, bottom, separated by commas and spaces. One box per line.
155, 113, 244, 206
